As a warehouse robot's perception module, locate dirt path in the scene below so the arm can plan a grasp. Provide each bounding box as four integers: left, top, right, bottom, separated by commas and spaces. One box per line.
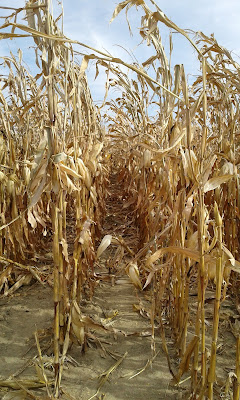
63, 171, 181, 399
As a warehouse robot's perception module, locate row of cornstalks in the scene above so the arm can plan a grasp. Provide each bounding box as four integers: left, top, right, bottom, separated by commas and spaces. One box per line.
0, 1, 108, 396
104, 1, 240, 398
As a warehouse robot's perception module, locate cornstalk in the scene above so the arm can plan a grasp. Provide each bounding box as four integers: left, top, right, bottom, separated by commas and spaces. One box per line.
44, 0, 61, 394
192, 57, 208, 391
207, 202, 223, 399
178, 211, 190, 356
73, 190, 82, 302
229, 103, 239, 400
53, 203, 60, 384
178, 197, 188, 356
181, 259, 190, 355
58, 191, 65, 347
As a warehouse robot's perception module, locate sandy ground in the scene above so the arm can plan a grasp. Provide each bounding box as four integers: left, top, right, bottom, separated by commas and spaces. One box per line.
0, 275, 184, 400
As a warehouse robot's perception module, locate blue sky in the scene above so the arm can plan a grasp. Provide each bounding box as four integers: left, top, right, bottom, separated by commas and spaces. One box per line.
1, 0, 240, 104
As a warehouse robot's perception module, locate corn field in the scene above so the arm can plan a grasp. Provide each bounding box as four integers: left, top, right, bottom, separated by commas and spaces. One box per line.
0, 1, 239, 399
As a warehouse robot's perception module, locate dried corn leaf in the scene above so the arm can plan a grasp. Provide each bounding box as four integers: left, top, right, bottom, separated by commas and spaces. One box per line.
143, 262, 170, 289
146, 246, 200, 267
3, 274, 32, 296
0, 378, 46, 389
126, 263, 142, 290
32, 206, 46, 228
72, 322, 85, 345
27, 209, 37, 229
203, 174, 233, 193
29, 172, 47, 208
60, 170, 78, 193
60, 238, 69, 264
176, 336, 199, 381
96, 235, 112, 259
0, 266, 12, 291
141, 130, 185, 157
72, 301, 108, 332
58, 163, 82, 179
110, 0, 138, 24
222, 245, 240, 273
